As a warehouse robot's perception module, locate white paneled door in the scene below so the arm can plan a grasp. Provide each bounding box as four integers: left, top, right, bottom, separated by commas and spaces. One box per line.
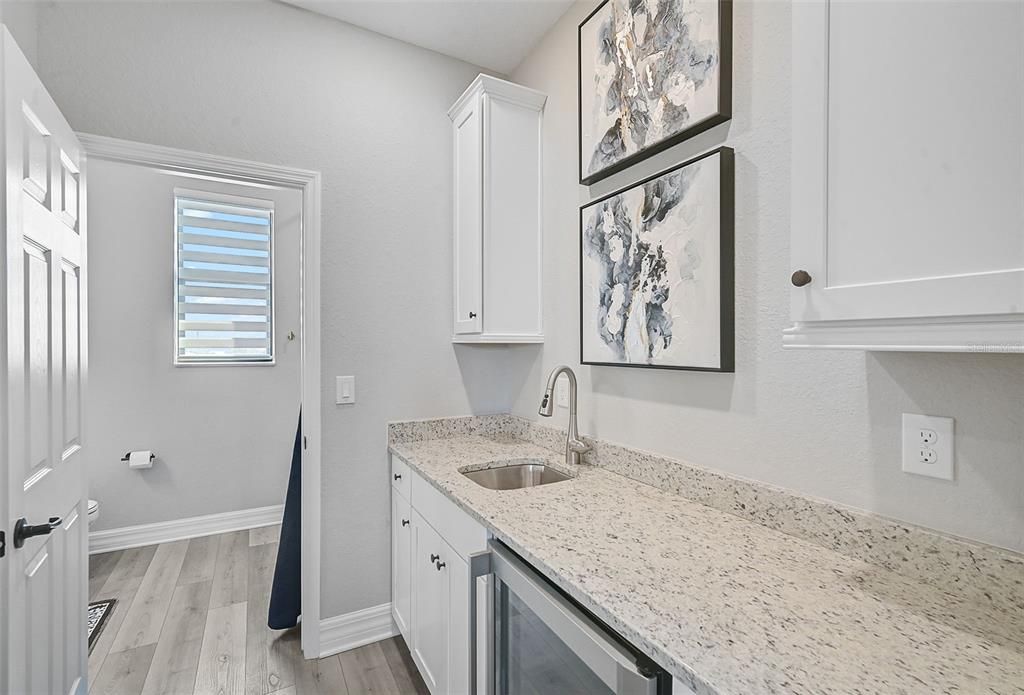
1, 27, 89, 695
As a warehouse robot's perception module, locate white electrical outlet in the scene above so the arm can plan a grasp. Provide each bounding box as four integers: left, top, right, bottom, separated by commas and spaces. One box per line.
556, 375, 570, 408
902, 413, 954, 480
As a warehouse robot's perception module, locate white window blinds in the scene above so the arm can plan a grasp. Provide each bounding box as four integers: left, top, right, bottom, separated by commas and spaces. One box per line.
175, 193, 274, 364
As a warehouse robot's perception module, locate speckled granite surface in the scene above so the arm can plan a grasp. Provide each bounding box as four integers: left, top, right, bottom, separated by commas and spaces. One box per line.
387, 415, 1024, 695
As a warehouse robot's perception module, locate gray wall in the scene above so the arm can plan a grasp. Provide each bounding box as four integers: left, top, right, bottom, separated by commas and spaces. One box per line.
510, 1, 1024, 553
0, 0, 38, 68
34, 0, 534, 617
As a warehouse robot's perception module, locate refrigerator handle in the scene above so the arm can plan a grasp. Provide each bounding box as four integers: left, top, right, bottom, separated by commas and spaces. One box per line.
469, 550, 494, 695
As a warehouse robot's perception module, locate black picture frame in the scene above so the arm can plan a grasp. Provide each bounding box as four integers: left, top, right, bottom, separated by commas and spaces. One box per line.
577, 0, 733, 186
579, 146, 735, 372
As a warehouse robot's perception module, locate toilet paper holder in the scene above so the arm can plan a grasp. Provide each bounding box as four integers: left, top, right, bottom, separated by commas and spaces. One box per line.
120, 451, 155, 463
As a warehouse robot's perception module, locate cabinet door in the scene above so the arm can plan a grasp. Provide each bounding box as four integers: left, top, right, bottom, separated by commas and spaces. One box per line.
453, 99, 483, 335
791, 2, 1024, 326
446, 551, 471, 695
391, 491, 412, 640
411, 512, 450, 695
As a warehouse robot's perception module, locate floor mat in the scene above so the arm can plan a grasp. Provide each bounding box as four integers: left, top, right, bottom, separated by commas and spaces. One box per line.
87, 599, 116, 652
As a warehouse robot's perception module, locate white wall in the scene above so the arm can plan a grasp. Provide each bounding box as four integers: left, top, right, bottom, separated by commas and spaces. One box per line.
85, 157, 302, 531
34, 0, 536, 617
511, 1, 1024, 554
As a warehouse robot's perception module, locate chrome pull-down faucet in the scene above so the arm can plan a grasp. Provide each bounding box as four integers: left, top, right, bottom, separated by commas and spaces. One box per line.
538, 365, 590, 466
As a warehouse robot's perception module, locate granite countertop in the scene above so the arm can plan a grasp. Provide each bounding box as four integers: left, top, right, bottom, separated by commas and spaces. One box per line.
388, 432, 1024, 695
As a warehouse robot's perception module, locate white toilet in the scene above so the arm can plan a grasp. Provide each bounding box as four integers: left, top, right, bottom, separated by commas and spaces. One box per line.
87, 499, 100, 527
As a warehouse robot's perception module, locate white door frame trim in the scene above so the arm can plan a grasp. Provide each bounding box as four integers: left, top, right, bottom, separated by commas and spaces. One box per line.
77, 133, 323, 658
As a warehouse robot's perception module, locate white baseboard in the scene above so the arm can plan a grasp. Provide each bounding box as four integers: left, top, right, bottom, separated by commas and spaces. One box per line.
88, 504, 284, 554
319, 603, 398, 658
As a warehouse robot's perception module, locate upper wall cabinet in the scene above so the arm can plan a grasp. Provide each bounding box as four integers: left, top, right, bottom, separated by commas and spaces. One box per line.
449, 75, 546, 344
786, 1, 1024, 352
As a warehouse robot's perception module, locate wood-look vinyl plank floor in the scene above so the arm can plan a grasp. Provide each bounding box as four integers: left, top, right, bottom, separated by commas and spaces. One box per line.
337, 642, 401, 695
109, 540, 189, 653
88, 585, 140, 692
140, 580, 212, 695
249, 524, 281, 547
100, 544, 158, 595
378, 637, 429, 695
89, 550, 123, 601
246, 542, 294, 694
89, 530, 427, 695
90, 644, 158, 695
209, 531, 249, 609
194, 602, 247, 695
177, 535, 218, 586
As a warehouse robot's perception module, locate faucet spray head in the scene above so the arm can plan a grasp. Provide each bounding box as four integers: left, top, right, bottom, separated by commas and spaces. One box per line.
538, 389, 554, 417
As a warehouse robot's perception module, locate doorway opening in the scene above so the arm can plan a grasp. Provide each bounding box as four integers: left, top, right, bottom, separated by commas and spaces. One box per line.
79, 135, 322, 662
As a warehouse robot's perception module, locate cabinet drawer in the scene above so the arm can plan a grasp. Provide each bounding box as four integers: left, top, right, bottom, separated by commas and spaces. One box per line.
391, 454, 411, 499
410, 470, 487, 561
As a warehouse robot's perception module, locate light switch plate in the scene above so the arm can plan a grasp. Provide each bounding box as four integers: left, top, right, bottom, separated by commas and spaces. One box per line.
336, 376, 355, 405
902, 413, 954, 480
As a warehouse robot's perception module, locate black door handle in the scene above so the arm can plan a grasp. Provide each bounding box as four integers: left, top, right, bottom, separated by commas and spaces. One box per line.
13, 516, 61, 549
401, 519, 410, 527
468, 312, 477, 319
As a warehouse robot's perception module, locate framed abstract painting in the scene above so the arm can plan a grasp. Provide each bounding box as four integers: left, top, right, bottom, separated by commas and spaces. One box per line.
580, 147, 734, 372
578, 0, 732, 185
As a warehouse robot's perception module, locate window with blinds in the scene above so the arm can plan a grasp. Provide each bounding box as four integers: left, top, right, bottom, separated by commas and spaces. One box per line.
175, 192, 274, 364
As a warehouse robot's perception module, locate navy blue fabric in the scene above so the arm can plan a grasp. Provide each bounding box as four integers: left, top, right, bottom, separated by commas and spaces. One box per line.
269, 413, 302, 630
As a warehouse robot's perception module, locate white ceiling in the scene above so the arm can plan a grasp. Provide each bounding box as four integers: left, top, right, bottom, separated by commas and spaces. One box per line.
281, 0, 574, 74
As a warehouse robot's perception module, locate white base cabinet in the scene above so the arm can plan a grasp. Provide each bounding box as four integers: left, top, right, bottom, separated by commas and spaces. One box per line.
391, 455, 486, 695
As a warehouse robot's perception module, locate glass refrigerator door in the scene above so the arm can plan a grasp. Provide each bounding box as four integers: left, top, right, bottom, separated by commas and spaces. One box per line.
497, 585, 616, 694
472, 542, 666, 695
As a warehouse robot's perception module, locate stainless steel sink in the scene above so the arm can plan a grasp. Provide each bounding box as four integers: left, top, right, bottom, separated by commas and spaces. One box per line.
460, 460, 572, 490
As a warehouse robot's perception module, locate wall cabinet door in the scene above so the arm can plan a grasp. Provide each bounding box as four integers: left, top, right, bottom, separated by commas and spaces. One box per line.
411, 511, 450, 695
391, 491, 412, 640
787, 0, 1024, 351
452, 96, 483, 335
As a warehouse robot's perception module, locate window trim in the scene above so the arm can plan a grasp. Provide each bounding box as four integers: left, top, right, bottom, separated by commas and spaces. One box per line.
173, 186, 277, 366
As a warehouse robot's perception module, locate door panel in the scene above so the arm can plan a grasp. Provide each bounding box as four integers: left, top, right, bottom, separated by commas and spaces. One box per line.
447, 552, 469, 695
411, 512, 449, 695
25, 543, 55, 695
61, 262, 81, 455
25, 241, 53, 477
453, 101, 482, 335
392, 492, 412, 639
58, 151, 80, 231
22, 106, 50, 205
60, 507, 86, 695
3, 26, 89, 695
